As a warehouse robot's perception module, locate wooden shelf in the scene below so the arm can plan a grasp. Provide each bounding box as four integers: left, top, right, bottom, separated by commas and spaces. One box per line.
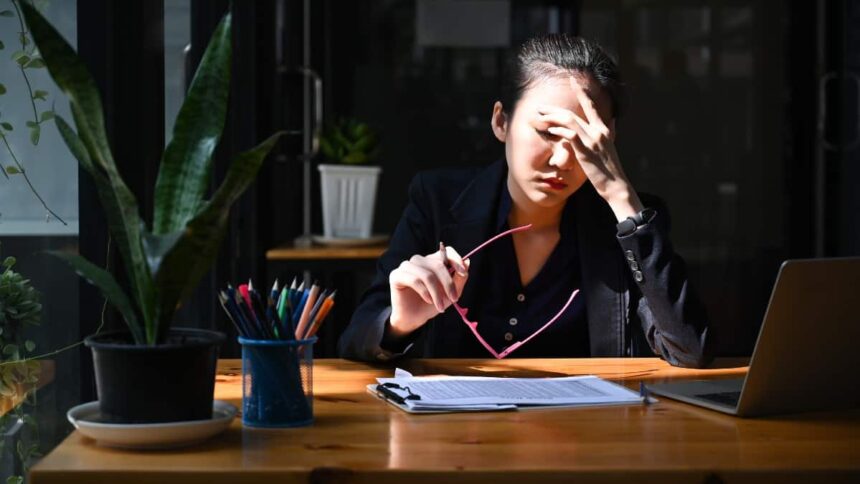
266, 244, 387, 261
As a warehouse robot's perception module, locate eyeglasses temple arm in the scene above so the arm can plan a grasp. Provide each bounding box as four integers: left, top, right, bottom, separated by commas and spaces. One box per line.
498, 288, 580, 359
462, 224, 532, 260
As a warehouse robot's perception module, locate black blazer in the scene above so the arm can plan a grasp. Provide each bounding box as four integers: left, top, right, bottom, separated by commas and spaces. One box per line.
338, 160, 711, 368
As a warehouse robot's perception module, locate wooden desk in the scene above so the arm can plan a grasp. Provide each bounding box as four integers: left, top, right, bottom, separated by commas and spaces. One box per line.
30, 358, 860, 483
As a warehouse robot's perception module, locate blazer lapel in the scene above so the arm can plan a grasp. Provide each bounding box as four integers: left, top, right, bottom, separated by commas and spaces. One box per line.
441, 160, 507, 310
574, 184, 627, 356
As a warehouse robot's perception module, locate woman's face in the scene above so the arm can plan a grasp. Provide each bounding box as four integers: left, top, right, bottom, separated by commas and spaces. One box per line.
491, 73, 613, 210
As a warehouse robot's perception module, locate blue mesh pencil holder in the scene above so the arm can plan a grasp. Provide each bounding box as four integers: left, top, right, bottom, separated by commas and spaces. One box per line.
238, 336, 317, 428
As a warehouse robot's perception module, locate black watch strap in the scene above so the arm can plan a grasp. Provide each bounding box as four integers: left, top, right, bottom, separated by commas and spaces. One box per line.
616, 208, 656, 237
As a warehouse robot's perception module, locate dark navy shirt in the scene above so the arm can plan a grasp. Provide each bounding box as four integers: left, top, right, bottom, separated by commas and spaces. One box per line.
464, 186, 590, 358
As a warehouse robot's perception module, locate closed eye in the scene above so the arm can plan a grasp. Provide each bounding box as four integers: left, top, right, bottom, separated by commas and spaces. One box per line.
535, 129, 557, 140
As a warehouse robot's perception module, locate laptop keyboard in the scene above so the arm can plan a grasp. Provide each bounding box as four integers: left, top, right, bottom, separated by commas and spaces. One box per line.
696, 391, 741, 407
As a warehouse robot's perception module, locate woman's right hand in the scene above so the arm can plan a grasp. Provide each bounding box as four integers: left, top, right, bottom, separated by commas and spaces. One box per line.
388, 245, 470, 337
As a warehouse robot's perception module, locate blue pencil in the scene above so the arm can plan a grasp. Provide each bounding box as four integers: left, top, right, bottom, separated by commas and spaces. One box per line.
278, 301, 296, 340
292, 285, 310, 326
218, 292, 246, 337
290, 281, 304, 314
225, 287, 256, 338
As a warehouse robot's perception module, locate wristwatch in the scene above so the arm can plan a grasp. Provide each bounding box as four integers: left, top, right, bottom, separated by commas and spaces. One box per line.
616, 207, 657, 237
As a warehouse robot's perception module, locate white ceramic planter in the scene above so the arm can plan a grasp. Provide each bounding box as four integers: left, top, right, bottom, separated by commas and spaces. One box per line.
318, 164, 381, 239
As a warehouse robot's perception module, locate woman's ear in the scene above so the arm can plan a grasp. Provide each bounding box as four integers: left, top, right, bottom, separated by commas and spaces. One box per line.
491, 101, 508, 142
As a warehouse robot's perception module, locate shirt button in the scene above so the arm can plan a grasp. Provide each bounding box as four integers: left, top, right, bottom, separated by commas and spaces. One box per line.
509, 317, 518, 326
629, 261, 639, 271
504, 332, 514, 342
633, 270, 644, 282
516, 293, 525, 302
625, 250, 635, 261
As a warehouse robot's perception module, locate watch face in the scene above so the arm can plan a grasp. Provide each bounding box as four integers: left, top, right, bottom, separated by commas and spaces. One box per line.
617, 218, 637, 236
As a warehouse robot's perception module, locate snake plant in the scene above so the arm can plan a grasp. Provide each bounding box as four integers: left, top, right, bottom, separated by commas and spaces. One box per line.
21, 3, 283, 345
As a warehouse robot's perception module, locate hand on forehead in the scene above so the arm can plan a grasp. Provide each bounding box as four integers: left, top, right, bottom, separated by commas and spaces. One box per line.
525, 74, 611, 129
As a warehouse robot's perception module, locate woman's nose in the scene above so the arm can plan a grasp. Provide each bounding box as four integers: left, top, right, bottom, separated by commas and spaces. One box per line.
547, 141, 576, 170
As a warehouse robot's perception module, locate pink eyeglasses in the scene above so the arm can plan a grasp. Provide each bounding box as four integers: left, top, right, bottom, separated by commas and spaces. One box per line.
447, 224, 579, 359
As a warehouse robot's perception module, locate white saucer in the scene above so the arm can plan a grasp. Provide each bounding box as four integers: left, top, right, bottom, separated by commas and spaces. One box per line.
67, 400, 237, 449
311, 233, 388, 247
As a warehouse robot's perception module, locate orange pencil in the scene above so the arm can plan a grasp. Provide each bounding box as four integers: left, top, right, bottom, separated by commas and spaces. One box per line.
305, 296, 334, 339
294, 283, 320, 339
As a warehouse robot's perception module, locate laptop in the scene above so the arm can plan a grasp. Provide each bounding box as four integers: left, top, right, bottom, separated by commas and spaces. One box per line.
647, 257, 860, 417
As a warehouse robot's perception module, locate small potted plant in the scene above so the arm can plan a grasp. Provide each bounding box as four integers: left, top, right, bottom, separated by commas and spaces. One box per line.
317, 118, 381, 240
0, 251, 43, 479
22, 4, 283, 423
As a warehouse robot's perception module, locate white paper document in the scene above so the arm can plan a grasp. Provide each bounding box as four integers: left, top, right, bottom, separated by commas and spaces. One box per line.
368, 368, 646, 413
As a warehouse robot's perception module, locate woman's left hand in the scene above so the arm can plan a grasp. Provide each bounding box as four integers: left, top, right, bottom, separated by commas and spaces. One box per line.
537, 80, 643, 219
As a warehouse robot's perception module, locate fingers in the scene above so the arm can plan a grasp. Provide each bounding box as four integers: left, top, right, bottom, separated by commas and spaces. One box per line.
423, 254, 459, 304
452, 259, 470, 299
571, 83, 605, 127
538, 102, 610, 141
441, 245, 469, 300
389, 265, 434, 306
391, 254, 459, 312
540, 109, 601, 142
394, 263, 450, 313
548, 125, 592, 162
389, 244, 472, 314
546, 112, 611, 158
545, 124, 591, 158
545, 125, 575, 140
443, 246, 468, 276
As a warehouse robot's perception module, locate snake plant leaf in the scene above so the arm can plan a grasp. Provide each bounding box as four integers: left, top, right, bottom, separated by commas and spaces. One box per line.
47, 251, 145, 344
54, 115, 96, 178
24, 2, 157, 341
152, 132, 285, 339
153, 13, 231, 235
141, 229, 182, 278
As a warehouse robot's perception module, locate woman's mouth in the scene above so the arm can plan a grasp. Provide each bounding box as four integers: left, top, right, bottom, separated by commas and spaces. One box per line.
538, 178, 568, 190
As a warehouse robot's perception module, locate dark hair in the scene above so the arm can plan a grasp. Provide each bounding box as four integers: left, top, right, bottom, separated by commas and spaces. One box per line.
500, 34, 626, 119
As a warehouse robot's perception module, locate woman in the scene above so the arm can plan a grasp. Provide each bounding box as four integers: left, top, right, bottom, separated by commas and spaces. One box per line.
338, 34, 711, 368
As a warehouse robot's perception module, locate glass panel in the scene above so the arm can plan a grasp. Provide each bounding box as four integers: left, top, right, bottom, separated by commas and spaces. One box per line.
0, 2, 78, 234
579, 10, 617, 57
584, 0, 784, 355
164, 0, 191, 142
327, 0, 581, 233
0, 1, 81, 480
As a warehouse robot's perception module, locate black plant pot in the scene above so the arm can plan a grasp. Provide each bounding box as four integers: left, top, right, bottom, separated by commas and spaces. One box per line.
84, 328, 225, 424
